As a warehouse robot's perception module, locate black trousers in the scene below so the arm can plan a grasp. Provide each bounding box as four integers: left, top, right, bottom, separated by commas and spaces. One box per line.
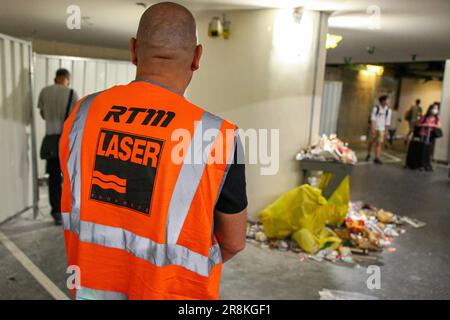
46, 158, 62, 221
388, 129, 396, 145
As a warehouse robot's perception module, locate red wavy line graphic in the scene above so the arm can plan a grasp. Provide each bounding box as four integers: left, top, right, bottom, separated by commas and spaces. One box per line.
92, 177, 126, 194
93, 170, 126, 186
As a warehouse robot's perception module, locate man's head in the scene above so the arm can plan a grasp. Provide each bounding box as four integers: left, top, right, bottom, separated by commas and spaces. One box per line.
130, 2, 201, 93
379, 95, 390, 107
54, 68, 71, 86
415, 99, 421, 105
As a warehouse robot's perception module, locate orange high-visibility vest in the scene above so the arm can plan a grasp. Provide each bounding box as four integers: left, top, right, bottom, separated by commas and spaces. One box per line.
59, 80, 237, 300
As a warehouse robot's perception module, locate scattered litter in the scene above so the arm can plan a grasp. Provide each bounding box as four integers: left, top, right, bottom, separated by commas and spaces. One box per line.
308, 254, 323, 262
319, 289, 378, 300
248, 134, 424, 265
298, 253, 308, 262
255, 231, 267, 242
296, 134, 357, 164
247, 199, 421, 264
400, 217, 426, 228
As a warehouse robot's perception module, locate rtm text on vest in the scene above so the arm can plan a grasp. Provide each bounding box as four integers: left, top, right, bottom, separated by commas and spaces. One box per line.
104, 105, 175, 127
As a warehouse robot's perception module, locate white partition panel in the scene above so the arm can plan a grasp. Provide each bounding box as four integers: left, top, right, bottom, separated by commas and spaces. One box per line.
319, 81, 343, 136
34, 54, 136, 177
0, 33, 34, 222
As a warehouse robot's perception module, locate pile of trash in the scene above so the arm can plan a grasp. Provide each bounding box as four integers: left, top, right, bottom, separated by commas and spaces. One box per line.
295, 134, 357, 164
248, 201, 425, 264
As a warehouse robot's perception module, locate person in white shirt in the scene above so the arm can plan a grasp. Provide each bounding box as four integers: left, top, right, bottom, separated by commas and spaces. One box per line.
387, 104, 402, 147
366, 95, 391, 164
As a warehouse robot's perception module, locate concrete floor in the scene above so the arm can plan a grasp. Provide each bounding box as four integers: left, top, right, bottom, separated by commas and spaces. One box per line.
1, 160, 449, 300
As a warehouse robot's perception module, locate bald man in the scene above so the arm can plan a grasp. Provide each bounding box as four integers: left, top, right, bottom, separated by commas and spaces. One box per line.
59, 2, 247, 300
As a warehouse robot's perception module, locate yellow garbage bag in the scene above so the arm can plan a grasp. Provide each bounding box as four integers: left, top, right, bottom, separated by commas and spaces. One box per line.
258, 184, 341, 253
292, 228, 341, 254
319, 173, 350, 227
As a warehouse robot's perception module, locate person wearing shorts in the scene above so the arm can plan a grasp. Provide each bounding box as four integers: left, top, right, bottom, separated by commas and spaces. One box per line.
366, 95, 391, 165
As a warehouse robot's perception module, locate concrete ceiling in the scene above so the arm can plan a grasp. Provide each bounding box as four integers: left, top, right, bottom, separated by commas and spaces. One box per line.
0, 0, 449, 63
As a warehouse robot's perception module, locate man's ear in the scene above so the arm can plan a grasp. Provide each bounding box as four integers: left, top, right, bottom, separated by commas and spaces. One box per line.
191, 44, 203, 71
130, 38, 138, 66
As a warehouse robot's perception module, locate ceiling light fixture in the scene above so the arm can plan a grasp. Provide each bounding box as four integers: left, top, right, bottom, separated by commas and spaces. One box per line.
365, 64, 384, 76
326, 33, 343, 49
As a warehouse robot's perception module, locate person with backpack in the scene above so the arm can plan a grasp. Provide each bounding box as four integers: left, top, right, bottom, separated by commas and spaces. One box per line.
366, 95, 392, 164
38, 69, 79, 225
404, 99, 423, 144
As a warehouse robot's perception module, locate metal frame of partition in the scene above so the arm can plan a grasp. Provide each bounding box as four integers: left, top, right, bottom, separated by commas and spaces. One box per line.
29, 42, 39, 218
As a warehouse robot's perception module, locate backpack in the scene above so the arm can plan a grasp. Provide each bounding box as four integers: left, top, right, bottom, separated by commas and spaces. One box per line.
368, 105, 389, 124
404, 108, 413, 121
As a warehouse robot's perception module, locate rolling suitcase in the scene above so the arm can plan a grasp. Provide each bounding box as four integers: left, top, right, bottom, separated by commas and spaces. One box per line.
405, 139, 432, 170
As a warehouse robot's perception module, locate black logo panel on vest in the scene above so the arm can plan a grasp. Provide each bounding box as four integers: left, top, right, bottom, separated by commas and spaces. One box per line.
90, 129, 164, 214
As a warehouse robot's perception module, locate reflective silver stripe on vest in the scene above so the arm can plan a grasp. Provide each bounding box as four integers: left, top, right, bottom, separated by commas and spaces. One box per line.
61, 212, 70, 231
79, 220, 221, 277
165, 111, 223, 252
67, 92, 101, 234
76, 286, 127, 300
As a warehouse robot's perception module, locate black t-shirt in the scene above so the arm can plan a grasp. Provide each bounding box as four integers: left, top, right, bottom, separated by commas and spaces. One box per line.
214, 138, 247, 214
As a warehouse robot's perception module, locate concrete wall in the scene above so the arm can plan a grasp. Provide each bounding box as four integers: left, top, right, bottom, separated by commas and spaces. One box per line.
397, 78, 443, 136
435, 60, 450, 162
188, 9, 328, 215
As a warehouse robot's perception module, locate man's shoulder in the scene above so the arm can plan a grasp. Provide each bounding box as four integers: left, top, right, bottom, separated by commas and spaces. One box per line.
189, 102, 237, 129
40, 85, 55, 94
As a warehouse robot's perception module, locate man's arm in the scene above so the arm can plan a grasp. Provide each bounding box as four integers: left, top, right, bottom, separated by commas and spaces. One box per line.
213, 135, 248, 263
214, 209, 247, 263
370, 107, 377, 135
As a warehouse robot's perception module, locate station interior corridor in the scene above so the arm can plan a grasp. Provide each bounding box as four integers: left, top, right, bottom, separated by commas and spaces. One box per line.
1, 0, 449, 301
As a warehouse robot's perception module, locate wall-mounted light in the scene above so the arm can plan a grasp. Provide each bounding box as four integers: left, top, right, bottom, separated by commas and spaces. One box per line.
208, 14, 231, 39
365, 64, 384, 76
293, 7, 303, 24
326, 33, 343, 49
222, 15, 231, 39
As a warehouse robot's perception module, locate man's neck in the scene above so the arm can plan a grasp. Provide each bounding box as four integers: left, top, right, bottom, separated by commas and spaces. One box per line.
135, 74, 187, 95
